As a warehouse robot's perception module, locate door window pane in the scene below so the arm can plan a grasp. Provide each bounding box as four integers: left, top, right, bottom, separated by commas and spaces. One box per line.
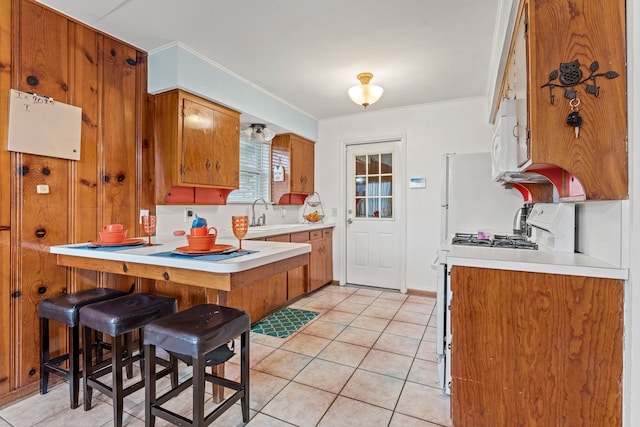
380, 176, 392, 196
381, 153, 392, 173
353, 151, 394, 220
367, 177, 379, 196
355, 198, 366, 217
355, 177, 366, 197
380, 198, 393, 218
368, 198, 380, 217
356, 155, 367, 175
369, 154, 380, 174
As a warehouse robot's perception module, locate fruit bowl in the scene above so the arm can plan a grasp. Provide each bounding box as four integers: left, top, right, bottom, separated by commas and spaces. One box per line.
304, 213, 324, 223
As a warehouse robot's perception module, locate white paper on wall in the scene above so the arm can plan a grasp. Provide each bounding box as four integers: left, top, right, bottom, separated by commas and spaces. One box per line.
7, 88, 82, 161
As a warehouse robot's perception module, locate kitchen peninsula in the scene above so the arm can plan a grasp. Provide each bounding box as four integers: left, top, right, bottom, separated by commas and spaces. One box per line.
50, 237, 311, 317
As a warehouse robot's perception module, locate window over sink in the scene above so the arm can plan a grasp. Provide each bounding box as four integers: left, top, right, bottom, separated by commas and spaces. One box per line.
228, 136, 271, 203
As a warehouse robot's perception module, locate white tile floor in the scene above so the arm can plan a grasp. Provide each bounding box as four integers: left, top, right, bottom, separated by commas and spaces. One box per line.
0, 285, 451, 426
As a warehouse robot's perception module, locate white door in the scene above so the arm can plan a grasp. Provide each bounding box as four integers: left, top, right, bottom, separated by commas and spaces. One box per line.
345, 140, 405, 290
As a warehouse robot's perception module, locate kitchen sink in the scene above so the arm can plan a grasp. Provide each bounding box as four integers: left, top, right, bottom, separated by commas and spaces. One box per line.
249, 224, 308, 232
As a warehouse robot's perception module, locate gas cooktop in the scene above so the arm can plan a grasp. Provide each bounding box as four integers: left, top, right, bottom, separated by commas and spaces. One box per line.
452, 233, 538, 250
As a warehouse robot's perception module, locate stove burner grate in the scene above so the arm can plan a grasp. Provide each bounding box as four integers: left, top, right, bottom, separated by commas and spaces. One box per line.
452, 233, 538, 250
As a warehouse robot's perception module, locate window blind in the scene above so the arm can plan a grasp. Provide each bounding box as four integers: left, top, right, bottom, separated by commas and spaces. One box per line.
228, 137, 271, 202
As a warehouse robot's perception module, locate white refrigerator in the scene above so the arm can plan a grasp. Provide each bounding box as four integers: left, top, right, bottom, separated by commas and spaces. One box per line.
436, 152, 524, 394
440, 152, 524, 241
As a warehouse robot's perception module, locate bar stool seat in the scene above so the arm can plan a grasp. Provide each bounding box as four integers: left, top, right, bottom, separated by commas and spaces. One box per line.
144, 304, 250, 426
38, 288, 128, 409
80, 293, 178, 427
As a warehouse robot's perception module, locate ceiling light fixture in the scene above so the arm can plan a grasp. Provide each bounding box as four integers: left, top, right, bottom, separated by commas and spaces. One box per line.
240, 123, 275, 143
348, 72, 384, 108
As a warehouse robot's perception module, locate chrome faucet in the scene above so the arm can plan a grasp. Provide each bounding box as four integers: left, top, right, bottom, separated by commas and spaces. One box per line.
251, 198, 269, 227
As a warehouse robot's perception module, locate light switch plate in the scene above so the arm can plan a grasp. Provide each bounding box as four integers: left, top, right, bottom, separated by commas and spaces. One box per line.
36, 184, 50, 194
139, 209, 149, 224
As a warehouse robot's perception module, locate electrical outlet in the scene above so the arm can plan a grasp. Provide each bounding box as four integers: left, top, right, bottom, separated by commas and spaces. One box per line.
184, 208, 194, 223
139, 209, 149, 224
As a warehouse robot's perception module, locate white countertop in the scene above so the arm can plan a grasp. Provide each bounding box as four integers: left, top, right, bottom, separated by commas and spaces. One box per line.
49, 236, 311, 274
445, 245, 628, 280
230, 222, 334, 239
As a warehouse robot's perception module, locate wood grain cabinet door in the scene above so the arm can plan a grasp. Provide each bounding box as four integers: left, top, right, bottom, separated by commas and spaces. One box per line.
211, 108, 239, 188
181, 98, 216, 186
450, 266, 623, 426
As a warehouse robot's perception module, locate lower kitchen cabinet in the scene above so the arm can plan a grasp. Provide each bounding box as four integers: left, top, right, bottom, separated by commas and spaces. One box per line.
226, 272, 288, 323
450, 266, 623, 427
309, 228, 333, 291
292, 227, 334, 293
242, 226, 333, 317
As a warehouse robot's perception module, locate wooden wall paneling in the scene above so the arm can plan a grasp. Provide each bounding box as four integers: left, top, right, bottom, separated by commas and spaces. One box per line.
97, 35, 139, 292
69, 22, 99, 292
14, 0, 70, 389
0, 0, 13, 397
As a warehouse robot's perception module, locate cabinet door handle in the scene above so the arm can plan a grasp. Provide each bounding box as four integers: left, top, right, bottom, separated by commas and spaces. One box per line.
205, 159, 211, 170
216, 160, 221, 172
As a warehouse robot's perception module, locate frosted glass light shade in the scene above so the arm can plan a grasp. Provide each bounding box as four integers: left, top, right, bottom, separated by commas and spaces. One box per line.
348, 72, 384, 108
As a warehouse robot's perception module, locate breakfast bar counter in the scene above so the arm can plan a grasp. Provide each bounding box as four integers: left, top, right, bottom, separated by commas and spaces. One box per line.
50, 236, 311, 292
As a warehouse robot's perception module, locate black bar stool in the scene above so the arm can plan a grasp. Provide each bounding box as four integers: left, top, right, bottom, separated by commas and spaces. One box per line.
79, 292, 178, 427
144, 304, 250, 427
38, 288, 128, 409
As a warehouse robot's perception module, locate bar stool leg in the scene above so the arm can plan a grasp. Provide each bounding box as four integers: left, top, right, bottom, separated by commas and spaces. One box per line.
112, 335, 125, 427
241, 331, 250, 422
69, 325, 81, 409
138, 328, 145, 381
82, 326, 94, 411
144, 343, 156, 427
40, 316, 49, 396
193, 356, 206, 426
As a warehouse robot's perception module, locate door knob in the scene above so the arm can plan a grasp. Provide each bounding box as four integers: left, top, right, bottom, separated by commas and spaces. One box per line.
347, 218, 353, 224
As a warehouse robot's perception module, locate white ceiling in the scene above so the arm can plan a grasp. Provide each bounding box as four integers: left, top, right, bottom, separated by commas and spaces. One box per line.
36, 0, 501, 121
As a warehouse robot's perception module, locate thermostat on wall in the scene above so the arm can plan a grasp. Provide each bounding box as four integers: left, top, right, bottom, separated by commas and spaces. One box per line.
409, 177, 426, 188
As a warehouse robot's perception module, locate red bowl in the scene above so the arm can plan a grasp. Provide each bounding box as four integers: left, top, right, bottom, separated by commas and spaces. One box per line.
186, 235, 216, 251
98, 230, 127, 243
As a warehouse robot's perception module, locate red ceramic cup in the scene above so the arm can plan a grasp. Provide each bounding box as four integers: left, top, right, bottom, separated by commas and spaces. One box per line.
103, 224, 124, 232
190, 226, 217, 237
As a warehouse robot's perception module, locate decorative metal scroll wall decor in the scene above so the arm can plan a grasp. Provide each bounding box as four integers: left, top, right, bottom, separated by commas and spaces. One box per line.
540, 60, 619, 105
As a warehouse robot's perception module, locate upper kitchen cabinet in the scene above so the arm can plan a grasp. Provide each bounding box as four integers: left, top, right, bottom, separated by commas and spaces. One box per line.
271, 133, 315, 205
502, 0, 627, 200
154, 89, 240, 204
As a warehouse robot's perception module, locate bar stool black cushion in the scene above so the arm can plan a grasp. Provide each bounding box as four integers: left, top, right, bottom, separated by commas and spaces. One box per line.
39, 288, 128, 327
80, 293, 178, 427
38, 288, 128, 409
80, 292, 177, 336
144, 304, 250, 426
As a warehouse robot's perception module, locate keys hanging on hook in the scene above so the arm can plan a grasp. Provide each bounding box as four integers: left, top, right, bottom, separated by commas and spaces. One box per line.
567, 97, 582, 138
